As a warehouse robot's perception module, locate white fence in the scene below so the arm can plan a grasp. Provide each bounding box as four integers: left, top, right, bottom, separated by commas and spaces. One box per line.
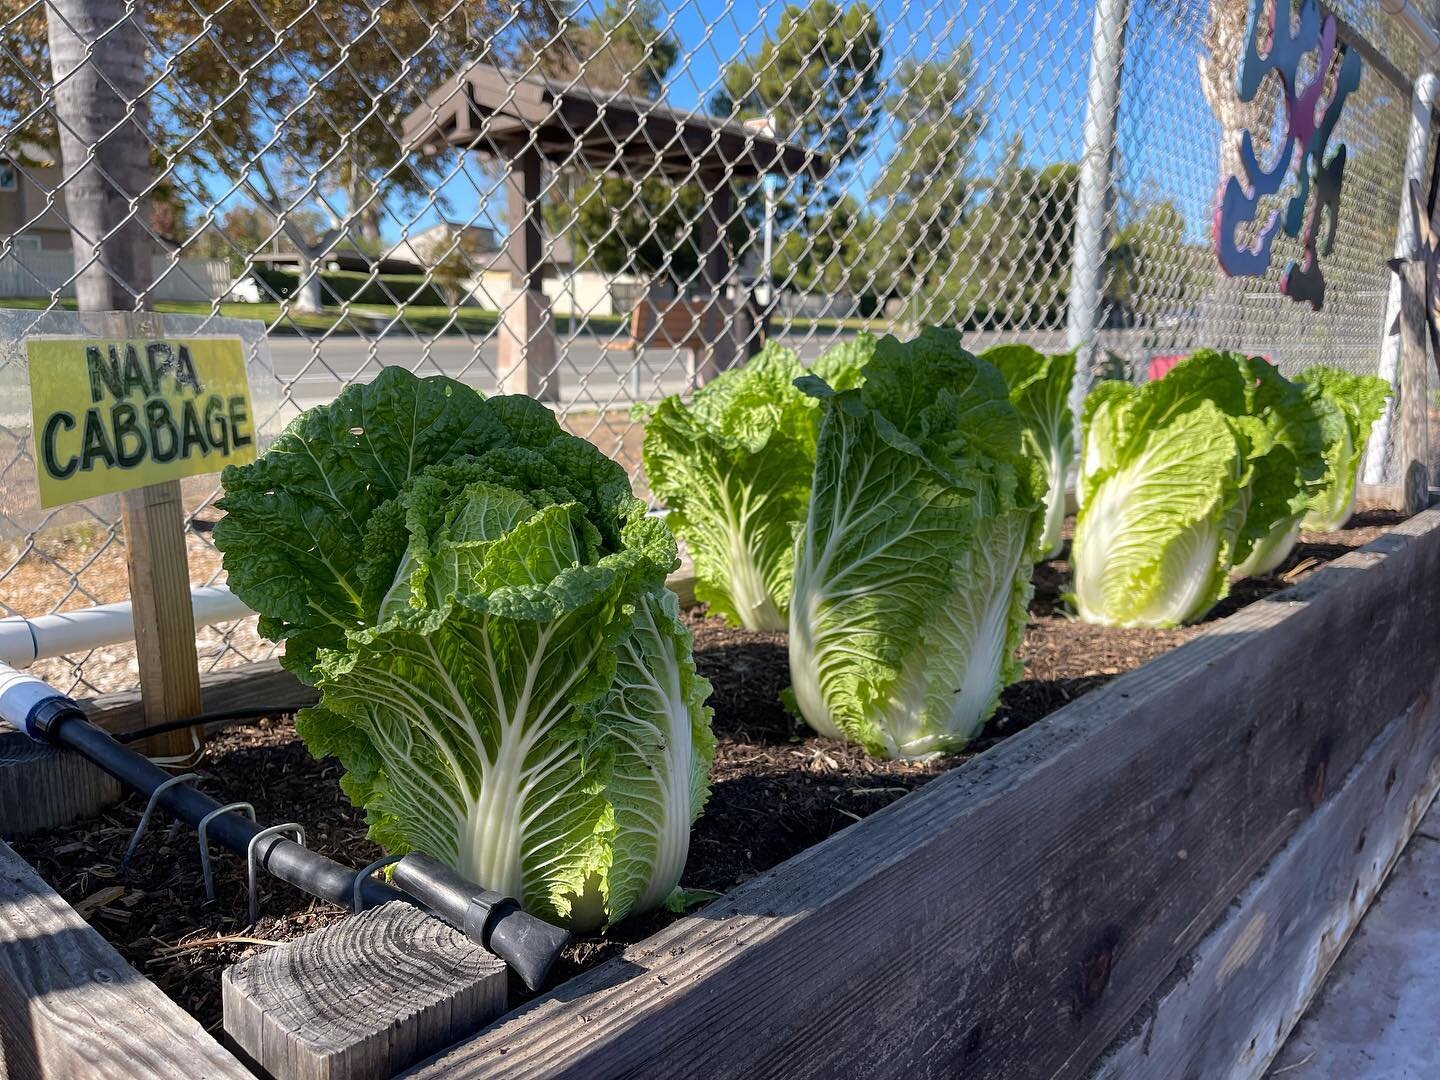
0, 249, 232, 303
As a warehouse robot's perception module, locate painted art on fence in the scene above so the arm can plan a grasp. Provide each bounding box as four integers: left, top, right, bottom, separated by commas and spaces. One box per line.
1212, 0, 1363, 310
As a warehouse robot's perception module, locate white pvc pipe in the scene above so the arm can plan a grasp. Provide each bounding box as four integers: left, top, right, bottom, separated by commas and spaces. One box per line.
1363, 70, 1439, 485
0, 663, 67, 734
0, 585, 254, 668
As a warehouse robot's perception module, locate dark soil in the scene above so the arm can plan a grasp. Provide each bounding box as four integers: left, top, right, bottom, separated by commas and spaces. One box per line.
8, 510, 1403, 1031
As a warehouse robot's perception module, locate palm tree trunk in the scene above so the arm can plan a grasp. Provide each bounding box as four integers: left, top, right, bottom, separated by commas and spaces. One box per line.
46, 0, 153, 310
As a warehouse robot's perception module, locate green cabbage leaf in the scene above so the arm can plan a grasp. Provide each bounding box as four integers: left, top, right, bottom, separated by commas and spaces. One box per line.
1073, 351, 1324, 624
980, 344, 1076, 558
642, 336, 874, 630
218, 368, 712, 929
1295, 365, 1391, 532
788, 328, 1040, 759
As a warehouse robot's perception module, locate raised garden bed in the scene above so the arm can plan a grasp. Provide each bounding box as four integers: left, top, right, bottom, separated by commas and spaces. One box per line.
3, 508, 1432, 1080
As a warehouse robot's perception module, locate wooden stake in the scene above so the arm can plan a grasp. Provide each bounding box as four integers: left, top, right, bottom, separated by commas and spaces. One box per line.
119, 477, 204, 758
89, 310, 204, 758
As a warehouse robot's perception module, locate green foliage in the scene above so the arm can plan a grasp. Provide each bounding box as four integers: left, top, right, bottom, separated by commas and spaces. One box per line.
713, 0, 884, 240
713, 0, 884, 166
252, 267, 448, 308
788, 328, 1040, 759
536, 1, 706, 284
923, 143, 1079, 328
1295, 365, 1391, 532
530, 0, 680, 98
217, 368, 713, 930
561, 176, 711, 282
868, 50, 984, 296
1106, 202, 1205, 321
642, 337, 875, 631
771, 193, 872, 296
6, 4, 560, 242
980, 345, 1076, 559
1072, 351, 1326, 627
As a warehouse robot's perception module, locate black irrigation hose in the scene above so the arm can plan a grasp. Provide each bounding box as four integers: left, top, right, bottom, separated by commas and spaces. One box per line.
27, 698, 568, 989
114, 702, 316, 744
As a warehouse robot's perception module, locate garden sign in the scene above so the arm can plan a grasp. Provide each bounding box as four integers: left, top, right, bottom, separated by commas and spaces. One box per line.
28, 336, 256, 509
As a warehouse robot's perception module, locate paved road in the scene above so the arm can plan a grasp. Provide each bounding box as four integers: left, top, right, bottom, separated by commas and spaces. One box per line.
264, 331, 848, 412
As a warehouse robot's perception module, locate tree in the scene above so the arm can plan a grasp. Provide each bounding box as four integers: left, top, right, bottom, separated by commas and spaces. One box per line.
771, 192, 871, 295
43, 0, 152, 309
533, 1, 704, 287
929, 139, 1079, 329
529, 0, 679, 98
8, 2, 559, 308
712, 0, 884, 223
431, 227, 504, 307
868, 48, 985, 297
1106, 201, 1205, 324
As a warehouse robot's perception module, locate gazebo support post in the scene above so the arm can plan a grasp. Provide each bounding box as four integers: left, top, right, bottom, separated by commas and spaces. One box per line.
498, 146, 558, 401
694, 173, 738, 385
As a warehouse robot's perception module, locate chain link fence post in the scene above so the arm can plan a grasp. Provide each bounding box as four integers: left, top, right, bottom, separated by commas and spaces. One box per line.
1065, 0, 1131, 422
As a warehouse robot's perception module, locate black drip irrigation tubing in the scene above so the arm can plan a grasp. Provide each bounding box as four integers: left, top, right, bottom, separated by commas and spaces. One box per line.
24, 694, 567, 989
112, 703, 316, 744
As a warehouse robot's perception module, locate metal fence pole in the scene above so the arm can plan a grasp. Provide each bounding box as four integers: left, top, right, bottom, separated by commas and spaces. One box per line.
1065, 0, 1131, 422
1362, 70, 1438, 486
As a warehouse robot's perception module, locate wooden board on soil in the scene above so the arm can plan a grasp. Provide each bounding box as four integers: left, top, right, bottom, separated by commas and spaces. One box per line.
3, 512, 1403, 1035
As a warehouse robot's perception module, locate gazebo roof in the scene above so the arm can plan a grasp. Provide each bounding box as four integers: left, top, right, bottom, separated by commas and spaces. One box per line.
401, 63, 825, 182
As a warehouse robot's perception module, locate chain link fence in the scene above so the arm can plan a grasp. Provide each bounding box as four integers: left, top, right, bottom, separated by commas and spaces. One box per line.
0, 0, 1430, 696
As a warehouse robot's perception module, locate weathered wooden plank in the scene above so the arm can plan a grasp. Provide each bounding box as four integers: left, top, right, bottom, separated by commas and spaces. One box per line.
1093, 670, 1440, 1079
119, 477, 206, 756
223, 901, 506, 1080
0, 839, 248, 1078
80, 658, 317, 735
0, 726, 120, 837
406, 507, 1440, 1080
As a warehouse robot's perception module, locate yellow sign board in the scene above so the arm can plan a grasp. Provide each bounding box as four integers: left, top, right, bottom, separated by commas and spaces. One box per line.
28, 336, 257, 508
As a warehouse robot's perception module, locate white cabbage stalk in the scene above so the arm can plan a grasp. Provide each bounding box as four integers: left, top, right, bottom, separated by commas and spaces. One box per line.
1230, 517, 1302, 579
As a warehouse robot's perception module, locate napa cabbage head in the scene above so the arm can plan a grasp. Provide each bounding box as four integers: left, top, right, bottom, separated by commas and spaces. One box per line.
217, 368, 713, 930
1074, 350, 1325, 621
642, 336, 873, 631
980, 344, 1076, 559
1295, 365, 1390, 532
1073, 353, 1254, 627
787, 328, 1040, 760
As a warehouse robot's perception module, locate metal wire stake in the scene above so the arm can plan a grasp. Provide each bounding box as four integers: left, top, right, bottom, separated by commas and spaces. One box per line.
120, 772, 199, 875
196, 801, 256, 902
351, 854, 404, 913
247, 822, 305, 927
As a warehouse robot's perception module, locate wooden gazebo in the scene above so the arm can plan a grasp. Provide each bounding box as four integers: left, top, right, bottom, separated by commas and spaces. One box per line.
401, 64, 823, 398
